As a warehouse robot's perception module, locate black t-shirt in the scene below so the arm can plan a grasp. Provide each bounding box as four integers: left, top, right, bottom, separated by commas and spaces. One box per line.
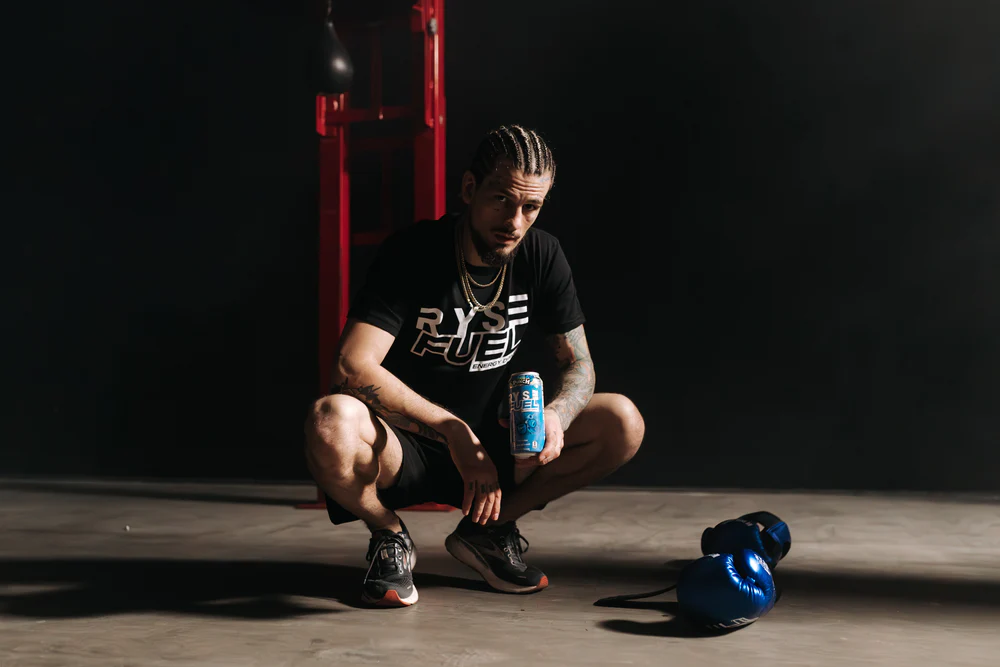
347, 213, 586, 431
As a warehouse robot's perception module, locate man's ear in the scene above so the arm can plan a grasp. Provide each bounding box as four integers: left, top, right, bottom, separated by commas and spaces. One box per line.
460, 171, 477, 205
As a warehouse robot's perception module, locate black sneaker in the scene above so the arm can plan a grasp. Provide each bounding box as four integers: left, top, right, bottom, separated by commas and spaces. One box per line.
361, 522, 418, 607
445, 517, 548, 593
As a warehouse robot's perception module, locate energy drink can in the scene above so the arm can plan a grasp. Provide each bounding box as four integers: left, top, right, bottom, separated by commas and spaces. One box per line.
508, 372, 545, 458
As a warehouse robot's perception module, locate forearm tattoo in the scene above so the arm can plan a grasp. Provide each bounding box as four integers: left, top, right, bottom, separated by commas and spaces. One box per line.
545, 325, 596, 429
331, 379, 449, 444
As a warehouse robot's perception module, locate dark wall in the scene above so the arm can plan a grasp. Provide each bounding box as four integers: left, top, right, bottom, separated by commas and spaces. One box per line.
4, 2, 321, 479
4, 1, 1000, 490
446, 1, 1000, 491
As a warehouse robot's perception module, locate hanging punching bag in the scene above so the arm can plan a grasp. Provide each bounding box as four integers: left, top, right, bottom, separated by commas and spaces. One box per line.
317, 1, 354, 94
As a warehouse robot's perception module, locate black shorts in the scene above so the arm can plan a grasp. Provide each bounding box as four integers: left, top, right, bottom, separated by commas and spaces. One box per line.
324, 417, 516, 526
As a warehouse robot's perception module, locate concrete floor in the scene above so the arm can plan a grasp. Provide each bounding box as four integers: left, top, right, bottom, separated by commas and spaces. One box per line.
1, 479, 998, 667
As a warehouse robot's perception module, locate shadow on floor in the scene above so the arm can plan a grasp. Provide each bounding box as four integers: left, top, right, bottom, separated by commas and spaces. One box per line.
596, 600, 730, 639
579, 557, 1000, 608
0, 558, 485, 620
588, 559, 716, 639
591, 557, 1000, 638
0, 479, 309, 507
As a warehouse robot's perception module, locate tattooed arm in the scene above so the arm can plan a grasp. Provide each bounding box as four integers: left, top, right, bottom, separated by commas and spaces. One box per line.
544, 324, 596, 430
330, 319, 468, 444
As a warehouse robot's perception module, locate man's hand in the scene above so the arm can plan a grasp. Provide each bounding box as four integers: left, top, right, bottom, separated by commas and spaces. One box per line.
447, 425, 502, 525
510, 407, 565, 468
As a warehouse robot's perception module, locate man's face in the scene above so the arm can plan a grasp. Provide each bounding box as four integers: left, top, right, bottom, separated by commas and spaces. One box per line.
461, 162, 552, 267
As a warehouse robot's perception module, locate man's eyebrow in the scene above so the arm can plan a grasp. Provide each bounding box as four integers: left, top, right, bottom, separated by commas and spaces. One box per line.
488, 182, 544, 205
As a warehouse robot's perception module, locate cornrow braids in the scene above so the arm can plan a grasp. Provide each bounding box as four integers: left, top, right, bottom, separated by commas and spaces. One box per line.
468, 125, 556, 189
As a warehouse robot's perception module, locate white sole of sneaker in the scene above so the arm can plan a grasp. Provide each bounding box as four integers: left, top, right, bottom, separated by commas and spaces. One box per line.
445, 533, 548, 594
361, 586, 419, 607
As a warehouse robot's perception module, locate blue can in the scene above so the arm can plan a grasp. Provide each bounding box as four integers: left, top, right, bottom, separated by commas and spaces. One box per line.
509, 372, 545, 458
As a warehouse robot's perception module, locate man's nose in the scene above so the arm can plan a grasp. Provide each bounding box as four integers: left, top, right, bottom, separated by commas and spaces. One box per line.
507, 209, 526, 231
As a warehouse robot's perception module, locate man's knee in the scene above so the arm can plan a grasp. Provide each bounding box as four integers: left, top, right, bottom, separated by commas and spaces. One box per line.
304, 394, 370, 474
601, 394, 645, 464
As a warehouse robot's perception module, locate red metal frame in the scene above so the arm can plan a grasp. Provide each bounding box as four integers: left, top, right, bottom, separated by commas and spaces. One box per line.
300, 0, 450, 512
413, 0, 447, 223
316, 103, 350, 400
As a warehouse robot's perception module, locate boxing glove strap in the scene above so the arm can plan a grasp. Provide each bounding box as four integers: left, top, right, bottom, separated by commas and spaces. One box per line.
594, 583, 677, 606
739, 511, 792, 562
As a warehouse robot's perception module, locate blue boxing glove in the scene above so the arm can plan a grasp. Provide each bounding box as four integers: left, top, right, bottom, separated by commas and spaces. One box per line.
676, 549, 776, 630
701, 511, 791, 570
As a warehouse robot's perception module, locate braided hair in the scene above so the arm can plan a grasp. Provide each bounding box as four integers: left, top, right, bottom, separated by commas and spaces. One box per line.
467, 125, 556, 189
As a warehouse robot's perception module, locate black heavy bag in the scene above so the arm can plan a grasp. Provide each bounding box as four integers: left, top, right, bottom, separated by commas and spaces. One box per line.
317, 3, 354, 93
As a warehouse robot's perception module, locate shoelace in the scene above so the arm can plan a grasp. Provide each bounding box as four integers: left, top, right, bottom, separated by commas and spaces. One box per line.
495, 524, 530, 565
365, 533, 408, 579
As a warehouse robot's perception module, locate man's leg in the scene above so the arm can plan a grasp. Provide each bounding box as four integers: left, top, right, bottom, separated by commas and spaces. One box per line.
498, 393, 645, 523
304, 394, 405, 533
444, 393, 644, 593
304, 394, 418, 606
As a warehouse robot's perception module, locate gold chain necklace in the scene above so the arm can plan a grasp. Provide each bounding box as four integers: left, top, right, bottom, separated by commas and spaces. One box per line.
465, 265, 503, 288
455, 224, 506, 312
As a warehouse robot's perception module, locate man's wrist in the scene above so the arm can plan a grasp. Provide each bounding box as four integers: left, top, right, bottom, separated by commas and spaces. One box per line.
545, 403, 569, 430
440, 418, 472, 445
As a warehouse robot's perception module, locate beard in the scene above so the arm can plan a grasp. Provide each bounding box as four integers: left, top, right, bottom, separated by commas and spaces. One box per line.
467, 221, 523, 267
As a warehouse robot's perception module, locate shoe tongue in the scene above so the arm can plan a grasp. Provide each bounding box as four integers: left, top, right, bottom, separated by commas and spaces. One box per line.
380, 545, 399, 568
495, 522, 518, 542
373, 541, 403, 574
369, 531, 404, 565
